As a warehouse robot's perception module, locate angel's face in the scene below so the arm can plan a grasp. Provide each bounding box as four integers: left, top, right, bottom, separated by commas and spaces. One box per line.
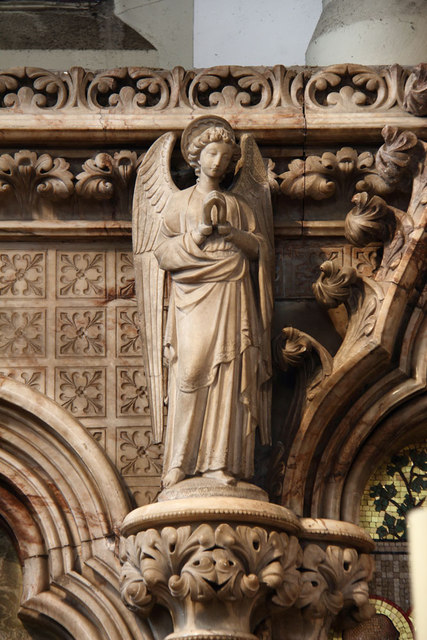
199, 141, 233, 180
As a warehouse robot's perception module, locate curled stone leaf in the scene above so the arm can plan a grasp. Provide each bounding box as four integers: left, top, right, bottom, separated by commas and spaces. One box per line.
376, 126, 419, 187
297, 545, 373, 619
345, 192, 396, 247
273, 327, 313, 371
119, 535, 154, 615
76, 151, 141, 200
403, 63, 427, 117
280, 148, 389, 201
313, 261, 358, 309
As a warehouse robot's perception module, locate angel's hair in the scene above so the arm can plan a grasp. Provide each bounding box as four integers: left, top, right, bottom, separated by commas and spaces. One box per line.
187, 126, 240, 176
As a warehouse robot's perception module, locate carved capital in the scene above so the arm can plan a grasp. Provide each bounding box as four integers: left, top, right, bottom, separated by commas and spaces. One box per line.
120, 502, 375, 640
120, 499, 303, 640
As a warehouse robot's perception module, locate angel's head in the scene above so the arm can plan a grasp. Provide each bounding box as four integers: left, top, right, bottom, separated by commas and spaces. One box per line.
181, 117, 240, 179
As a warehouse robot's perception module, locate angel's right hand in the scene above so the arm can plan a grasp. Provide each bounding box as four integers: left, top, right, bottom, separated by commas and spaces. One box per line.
192, 223, 213, 245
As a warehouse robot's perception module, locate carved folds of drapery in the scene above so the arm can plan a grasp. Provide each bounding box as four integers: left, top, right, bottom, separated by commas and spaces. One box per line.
119, 502, 374, 640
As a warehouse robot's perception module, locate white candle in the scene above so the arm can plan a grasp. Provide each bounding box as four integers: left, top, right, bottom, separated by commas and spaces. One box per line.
408, 507, 427, 639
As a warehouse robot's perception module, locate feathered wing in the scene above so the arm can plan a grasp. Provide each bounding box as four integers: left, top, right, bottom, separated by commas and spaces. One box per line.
132, 132, 179, 443
231, 134, 275, 444
232, 133, 275, 322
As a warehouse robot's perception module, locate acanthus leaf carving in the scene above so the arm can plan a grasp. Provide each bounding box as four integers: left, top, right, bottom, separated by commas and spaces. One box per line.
0, 150, 74, 217
403, 63, 427, 117
280, 148, 391, 201
297, 544, 374, 620
188, 65, 302, 110
376, 125, 420, 188
344, 192, 396, 246
86, 67, 180, 112
120, 524, 302, 616
76, 151, 142, 217
313, 260, 384, 365
273, 327, 333, 401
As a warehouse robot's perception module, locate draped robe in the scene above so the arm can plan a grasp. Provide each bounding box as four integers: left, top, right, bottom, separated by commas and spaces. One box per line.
154, 185, 272, 481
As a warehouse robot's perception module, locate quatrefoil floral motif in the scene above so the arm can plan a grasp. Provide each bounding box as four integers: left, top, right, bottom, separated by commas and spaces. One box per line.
58, 253, 105, 297
0, 252, 45, 297
57, 369, 105, 416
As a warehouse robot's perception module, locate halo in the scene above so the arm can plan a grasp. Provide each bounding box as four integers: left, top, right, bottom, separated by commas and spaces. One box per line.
181, 116, 236, 165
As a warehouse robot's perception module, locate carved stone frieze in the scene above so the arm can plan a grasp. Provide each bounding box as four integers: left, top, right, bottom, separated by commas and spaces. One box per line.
0, 150, 73, 217
304, 64, 407, 112
0, 64, 417, 115
0, 65, 303, 113
76, 151, 143, 218
280, 147, 391, 201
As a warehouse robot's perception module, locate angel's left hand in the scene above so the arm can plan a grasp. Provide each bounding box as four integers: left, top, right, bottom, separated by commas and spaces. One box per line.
217, 224, 259, 259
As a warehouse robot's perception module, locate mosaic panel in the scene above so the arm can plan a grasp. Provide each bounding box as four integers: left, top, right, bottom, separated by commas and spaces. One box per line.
359, 442, 427, 541
329, 596, 414, 639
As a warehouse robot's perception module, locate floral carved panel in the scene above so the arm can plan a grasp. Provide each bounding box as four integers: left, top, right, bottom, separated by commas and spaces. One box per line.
56, 251, 106, 298
0, 243, 161, 506
0, 251, 46, 298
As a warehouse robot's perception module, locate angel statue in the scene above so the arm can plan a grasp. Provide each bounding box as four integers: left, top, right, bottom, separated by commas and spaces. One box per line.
132, 116, 274, 489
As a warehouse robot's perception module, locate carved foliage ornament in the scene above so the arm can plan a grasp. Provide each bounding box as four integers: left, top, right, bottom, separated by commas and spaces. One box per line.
297, 545, 374, 619
0, 150, 73, 216
0, 64, 422, 114
0, 65, 303, 113
305, 64, 407, 111
280, 148, 391, 201
313, 127, 425, 367
120, 524, 302, 615
403, 63, 427, 117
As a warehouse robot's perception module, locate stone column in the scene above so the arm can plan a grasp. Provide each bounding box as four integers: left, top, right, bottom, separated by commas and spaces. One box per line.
306, 0, 427, 66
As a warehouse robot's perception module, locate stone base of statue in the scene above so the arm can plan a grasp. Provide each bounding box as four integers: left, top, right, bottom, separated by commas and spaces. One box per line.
120, 495, 375, 640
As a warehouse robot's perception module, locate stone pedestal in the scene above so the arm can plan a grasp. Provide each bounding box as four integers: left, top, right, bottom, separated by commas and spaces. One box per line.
120, 498, 374, 640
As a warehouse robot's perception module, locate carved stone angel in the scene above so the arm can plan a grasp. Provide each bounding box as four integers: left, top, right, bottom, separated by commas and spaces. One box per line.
132, 116, 274, 489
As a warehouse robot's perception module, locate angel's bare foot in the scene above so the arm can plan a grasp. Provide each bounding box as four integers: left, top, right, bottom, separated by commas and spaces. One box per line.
162, 468, 185, 488
203, 470, 236, 485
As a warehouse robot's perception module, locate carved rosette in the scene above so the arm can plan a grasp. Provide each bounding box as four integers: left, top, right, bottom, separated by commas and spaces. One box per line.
120, 500, 374, 640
